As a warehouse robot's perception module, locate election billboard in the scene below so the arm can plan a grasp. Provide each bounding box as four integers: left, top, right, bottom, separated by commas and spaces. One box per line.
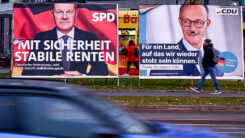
13, 3, 118, 78
139, 5, 243, 79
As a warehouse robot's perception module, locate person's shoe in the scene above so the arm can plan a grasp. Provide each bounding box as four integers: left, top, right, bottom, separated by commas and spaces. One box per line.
190, 87, 200, 93
210, 90, 222, 95
122, 73, 129, 76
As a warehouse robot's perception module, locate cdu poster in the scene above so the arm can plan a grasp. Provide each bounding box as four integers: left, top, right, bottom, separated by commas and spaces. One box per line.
13, 3, 118, 78
139, 5, 243, 79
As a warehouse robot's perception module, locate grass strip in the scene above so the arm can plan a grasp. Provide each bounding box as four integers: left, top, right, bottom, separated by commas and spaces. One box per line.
106, 96, 245, 106
5, 73, 245, 91
67, 78, 245, 91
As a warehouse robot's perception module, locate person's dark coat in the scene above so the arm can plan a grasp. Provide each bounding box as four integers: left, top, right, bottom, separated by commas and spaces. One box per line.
22, 27, 108, 76
127, 43, 139, 62
202, 43, 216, 69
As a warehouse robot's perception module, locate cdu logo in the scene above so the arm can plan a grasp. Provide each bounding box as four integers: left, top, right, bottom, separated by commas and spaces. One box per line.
216, 8, 238, 15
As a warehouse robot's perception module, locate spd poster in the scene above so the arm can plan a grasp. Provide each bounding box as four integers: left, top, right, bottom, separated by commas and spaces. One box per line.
13, 3, 118, 78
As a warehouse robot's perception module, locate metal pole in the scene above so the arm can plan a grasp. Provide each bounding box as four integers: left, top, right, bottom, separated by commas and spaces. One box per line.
191, 80, 193, 87
64, 78, 67, 84
138, 78, 141, 87
176, 0, 178, 4
117, 78, 119, 87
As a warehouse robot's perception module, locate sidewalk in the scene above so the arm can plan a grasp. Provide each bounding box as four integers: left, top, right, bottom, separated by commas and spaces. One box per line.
96, 89, 245, 98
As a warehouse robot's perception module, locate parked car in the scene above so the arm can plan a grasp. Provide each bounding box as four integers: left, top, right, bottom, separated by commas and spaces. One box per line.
0, 79, 231, 138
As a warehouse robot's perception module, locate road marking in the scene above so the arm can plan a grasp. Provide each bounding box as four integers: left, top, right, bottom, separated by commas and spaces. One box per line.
205, 127, 245, 129
180, 124, 245, 127
217, 132, 245, 134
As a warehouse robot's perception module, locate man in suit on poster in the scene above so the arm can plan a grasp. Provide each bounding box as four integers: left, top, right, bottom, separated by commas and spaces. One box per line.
150, 5, 223, 76
22, 3, 108, 76
176, 5, 211, 76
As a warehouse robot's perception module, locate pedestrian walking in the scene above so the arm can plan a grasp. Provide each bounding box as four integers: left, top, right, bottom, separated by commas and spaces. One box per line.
122, 40, 139, 76
190, 39, 222, 94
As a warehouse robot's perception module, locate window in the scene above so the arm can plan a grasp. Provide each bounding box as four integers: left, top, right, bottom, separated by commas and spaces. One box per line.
0, 95, 108, 137
0, 96, 18, 132
19, 96, 106, 137
1, 0, 9, 3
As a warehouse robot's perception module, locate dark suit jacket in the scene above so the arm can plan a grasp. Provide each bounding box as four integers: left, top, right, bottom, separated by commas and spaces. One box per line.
22, 27, 108, 76
150, 39, 224, 76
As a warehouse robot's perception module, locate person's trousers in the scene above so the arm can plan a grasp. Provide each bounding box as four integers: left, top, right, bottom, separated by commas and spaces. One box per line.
126, 61, 139, 74
197, 67, 221, 90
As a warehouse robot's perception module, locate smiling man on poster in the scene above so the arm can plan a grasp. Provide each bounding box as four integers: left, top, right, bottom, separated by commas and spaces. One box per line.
22, 3, 109, 76
176, 5, 223, 76
177, 5, 211, 76
149, 5, 223, 76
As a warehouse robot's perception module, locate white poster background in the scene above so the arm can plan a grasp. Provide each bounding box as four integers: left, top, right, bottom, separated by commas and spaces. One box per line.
139, 5, 243, 79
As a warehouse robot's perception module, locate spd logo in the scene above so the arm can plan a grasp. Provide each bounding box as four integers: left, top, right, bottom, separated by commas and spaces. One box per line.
216, 8, 238, 15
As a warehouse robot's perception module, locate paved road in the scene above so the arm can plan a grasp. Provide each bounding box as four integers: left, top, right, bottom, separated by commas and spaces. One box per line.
97, 84, 245, 138
131, 112, 245, 138
184, 124, 245, 138
132, 112, 245, 124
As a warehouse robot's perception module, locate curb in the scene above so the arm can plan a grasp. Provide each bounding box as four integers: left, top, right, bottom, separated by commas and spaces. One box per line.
122, 105, 245, 113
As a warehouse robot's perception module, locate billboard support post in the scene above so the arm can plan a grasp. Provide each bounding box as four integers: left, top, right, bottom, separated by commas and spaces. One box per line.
117, 78, 120, 86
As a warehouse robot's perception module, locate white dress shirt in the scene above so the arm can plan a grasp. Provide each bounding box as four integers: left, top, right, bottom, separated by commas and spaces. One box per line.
182, 38, 204, 74
57, 27, 75, 53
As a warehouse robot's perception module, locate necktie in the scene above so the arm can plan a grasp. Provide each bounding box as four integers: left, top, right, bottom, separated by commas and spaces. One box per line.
198, 50, 204, 74
62, 35, 70, 71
